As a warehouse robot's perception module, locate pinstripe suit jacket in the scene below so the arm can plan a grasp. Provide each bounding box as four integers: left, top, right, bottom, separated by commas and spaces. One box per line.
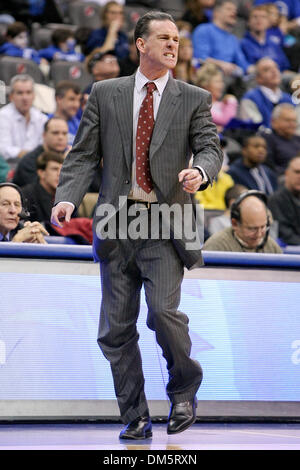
55, 73, 223, 269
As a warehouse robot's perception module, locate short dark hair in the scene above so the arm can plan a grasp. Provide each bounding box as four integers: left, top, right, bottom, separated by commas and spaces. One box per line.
6, 21, 27, 39
242, 133, 266, 148
44, 117, 68, 132
224, 184, 247, 209
36, 151, 64, 170
134, 11, 176, 52
52, 29, 74, 47
55, 80, 81, 98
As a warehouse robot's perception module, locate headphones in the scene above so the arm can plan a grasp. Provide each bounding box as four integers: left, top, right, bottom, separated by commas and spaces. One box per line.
0, 182, 30, 220
230, 189, 270, 229
0, 182, 24, 203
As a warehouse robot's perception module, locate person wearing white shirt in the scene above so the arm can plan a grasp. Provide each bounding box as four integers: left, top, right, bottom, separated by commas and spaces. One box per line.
0, 74, 48, 161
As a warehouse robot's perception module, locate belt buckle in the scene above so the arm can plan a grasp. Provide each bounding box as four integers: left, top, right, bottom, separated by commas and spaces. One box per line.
138, 201, 150, 210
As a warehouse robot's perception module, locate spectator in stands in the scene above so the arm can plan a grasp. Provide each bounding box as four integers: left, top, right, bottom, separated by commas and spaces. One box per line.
254, 0, 300, 32
192, 0, 251, 75
85, 50, 120, 95
203, 190, 282, 252
241, 6, 290, 72
227, 134, 278, 195
196, 62, 238, 131
173, 37, 197, 84
50, 81, 81, 145
0, 182, 48, 243
260, 103, 300, 175
0, 74, 47, 161
86, 1, 129, 59
22, 152, 64, 224
208, 183, 247, 235
181, 0, 215, 31
268, 155, 300, 245
0, 21, 40, 64
264, 2, 285, 47
13, 117, 69, 187
118, 32, 139, 76
38, 28, 85, 63
239, 58, 294, 127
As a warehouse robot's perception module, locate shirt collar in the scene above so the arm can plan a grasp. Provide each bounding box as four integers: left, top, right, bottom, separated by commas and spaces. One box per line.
135, 67, 170, 96
0, 232, 10, 241
260, 86, 282, 103
11, 102, 32, 121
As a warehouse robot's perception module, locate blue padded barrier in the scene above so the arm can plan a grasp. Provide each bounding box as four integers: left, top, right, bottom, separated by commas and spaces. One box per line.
1, 243, 300, 268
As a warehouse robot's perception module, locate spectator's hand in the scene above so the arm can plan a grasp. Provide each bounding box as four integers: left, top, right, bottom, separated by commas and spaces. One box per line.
12, 221, 49, 244
178, 168, 203, 194
51, 202, 74, 228
109, 18, 123, 35
217, 61, 238, 76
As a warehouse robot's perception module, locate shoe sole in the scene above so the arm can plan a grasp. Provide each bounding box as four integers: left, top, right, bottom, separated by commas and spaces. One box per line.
119, 430, 153, 440
167, 416, 197, 435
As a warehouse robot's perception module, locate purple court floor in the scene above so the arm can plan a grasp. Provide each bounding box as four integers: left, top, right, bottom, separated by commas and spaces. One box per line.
0, 422, 300, 450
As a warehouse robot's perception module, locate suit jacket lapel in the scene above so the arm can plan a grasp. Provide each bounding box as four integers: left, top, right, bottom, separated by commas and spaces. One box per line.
113, 74, 135, 172
150, 76, 181, 161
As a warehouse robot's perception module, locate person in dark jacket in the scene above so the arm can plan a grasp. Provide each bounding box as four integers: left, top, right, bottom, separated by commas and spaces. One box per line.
268, 155, 300, 245
227, 134, 278, 195
22, 151, 64, 223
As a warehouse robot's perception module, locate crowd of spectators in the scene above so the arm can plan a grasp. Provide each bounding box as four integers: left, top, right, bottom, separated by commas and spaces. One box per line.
1, 0, 300, 251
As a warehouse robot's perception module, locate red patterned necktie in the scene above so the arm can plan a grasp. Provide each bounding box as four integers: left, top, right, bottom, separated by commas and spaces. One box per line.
136, 81, 156, 194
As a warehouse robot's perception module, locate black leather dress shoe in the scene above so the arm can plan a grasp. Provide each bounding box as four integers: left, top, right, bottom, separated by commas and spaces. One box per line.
119, 414, 152, 440
167, 398, 197, 435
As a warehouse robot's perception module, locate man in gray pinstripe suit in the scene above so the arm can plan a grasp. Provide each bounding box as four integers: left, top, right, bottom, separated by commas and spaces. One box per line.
51, 11, 223, 439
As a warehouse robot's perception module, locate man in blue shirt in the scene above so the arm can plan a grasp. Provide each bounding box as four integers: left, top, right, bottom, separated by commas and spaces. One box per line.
241, 6, 290, 71
239, 58, 294, 128
192, 0, 251, 75
49, 81, 81, 146
254, 0, 300, 21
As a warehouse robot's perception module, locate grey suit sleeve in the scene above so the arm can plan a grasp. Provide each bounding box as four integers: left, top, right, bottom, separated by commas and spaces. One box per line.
54, 85, 102, 209
189, 90, 223, 187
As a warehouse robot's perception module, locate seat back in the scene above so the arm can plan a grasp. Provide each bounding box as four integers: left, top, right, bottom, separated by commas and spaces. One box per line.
0, 56, 44, 85
50, 60, 92, 90
68, 1, 101, 29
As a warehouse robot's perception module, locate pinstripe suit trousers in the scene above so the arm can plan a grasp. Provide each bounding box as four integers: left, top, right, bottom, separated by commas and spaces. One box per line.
97, 211, 203, 424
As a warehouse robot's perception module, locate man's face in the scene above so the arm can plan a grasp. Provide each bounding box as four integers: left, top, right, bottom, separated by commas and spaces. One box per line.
92, 55, 120, 81
285, 157, 300, 194
232, 203, 268, 249
249, 9, 269, 33
256, 59, 281, 88
272, 108, 297, 139
38, 161, 62, 194
0, 186, 22, 236
243, 137, 267, 166
216, 2, 237, 27
10, 80, 34, 116
138, 20, 179, 75
43, 119, 68, 153
56, 89, 81, 119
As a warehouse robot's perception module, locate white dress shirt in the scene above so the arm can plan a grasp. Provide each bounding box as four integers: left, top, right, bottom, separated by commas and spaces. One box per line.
0, 103, 48, 160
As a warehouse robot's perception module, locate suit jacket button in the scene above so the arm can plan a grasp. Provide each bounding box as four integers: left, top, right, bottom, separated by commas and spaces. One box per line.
125, 180, 130, 184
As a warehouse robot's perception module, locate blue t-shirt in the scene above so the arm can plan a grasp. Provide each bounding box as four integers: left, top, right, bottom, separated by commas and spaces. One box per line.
38, 45, 84, 62
241, 31, 290, 71
192, 23, 250, 72
254, 0, 300, 20
0, 42, 40, 64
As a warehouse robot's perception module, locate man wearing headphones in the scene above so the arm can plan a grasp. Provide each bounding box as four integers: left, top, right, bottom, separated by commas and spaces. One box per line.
203, 190, 282, 253
0, 183, 48, 243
